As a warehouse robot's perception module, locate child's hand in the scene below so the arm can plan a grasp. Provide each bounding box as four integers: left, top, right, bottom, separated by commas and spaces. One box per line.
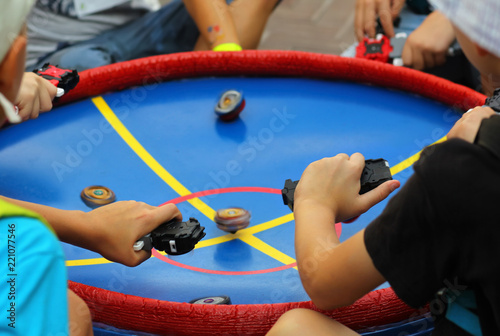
447, 106, 496, 143
401, 11, 455, 70
15, 72, 57, 121
295, 153, 400, 223
83, 201, 182, 267
354, 0, 405, 41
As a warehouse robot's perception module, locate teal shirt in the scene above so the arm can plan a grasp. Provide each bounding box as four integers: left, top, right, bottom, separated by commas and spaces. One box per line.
0, 201, 68, 335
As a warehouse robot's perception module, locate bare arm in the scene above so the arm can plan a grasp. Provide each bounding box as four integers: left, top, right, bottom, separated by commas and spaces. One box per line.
401, 11, 455, 70
227, 0, 280, 50
0, 195, 181, 266
183, 0, 240, 50
293, 153, 399, 309
187, 0, 280, 51
294, 107, 496, 310
447, 106, 496, 142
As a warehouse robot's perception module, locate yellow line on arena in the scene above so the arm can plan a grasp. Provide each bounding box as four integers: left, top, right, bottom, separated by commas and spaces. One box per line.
239, 235, 297, 269
67, 257, 113, 266
390, 136, 447, 176
66, 236, 235, 266
67, 214, 296, 266
91, 96, 216, 220
81, 96, 296, 268
243, 213, 294, 234
68, 99, 447, 268
152, 214, 296, 262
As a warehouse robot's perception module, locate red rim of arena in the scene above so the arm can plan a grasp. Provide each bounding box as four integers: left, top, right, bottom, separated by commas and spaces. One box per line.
63, 50, 486, 336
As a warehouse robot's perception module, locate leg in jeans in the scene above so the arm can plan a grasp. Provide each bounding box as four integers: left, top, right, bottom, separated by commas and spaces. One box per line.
33, 0, 200, 71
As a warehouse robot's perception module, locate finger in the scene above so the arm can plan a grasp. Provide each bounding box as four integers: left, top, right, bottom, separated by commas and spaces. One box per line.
364, 0, 377, 38
463, 106, 495, 119
131, 249, 153, 266
355, 0, 365, 41
350, 152, 366, 167
38, 84, 54, 113
434, 51, 447, 67
149, 203, 182, 231
402, 43, 413, 67
359, 180, 400, 212
390, 0, 405, 18
31, 98, 41, 120
17, 100, 34, 121
43, 78, 58, 100
335, 153, 350, 161
377, 0, 394, 37
120, 246, 152, 267
465, 107, 496, 124
350, 153, 366, 179
411, 47, 425, 70
422, 51, 435, 70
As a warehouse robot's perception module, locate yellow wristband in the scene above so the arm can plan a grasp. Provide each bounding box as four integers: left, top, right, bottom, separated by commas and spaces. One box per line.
212, 43, 243, 52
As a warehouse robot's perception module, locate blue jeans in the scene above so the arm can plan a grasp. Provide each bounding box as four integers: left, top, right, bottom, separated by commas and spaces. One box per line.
32, 0, 199, 71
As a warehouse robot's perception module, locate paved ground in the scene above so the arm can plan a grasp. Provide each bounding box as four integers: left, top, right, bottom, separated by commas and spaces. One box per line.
259, 0, 357, 55
160, 0, 357, 55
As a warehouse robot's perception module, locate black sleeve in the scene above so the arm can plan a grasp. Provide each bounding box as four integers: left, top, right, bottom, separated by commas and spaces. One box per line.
474, 115, 500, 160
364, 139, 498, 308
364, 160, 440, 308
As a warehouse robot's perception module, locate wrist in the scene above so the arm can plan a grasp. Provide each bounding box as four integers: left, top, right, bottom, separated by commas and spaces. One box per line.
212, 43, 242, 52
294, 199, 338, 223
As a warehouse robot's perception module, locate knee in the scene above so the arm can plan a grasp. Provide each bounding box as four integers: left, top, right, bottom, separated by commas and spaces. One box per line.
254, 0, 282, 12
47, 44, 114, 71
232, 0, 281, 14
267, 309, 315, 336
68, 290, 93, 336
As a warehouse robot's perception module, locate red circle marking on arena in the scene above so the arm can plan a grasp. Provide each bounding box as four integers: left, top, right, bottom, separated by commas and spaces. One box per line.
155, 186, 341, 275
152, 249, 297, 275
159, 186, 282, 205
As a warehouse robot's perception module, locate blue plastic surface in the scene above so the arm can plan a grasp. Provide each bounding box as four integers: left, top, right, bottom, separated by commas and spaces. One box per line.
0, 77, 461, 306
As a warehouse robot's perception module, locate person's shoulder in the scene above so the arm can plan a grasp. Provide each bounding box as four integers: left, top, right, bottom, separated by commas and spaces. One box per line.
415, 138, 500, 189
417, 138, 489, 170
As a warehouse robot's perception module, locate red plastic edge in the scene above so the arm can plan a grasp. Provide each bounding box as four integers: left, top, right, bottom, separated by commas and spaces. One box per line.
64, 50, 485, 335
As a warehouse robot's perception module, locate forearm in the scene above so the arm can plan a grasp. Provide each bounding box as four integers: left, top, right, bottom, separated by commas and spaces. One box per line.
228, 0, 280, 49
292, 154, 394, 309
294, 201, 345, 306
294, 202, 340, 264
183, 0, 240, 50
1, 196, 183, 266
0, 196, 90, 248
294, 200, 385, 309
